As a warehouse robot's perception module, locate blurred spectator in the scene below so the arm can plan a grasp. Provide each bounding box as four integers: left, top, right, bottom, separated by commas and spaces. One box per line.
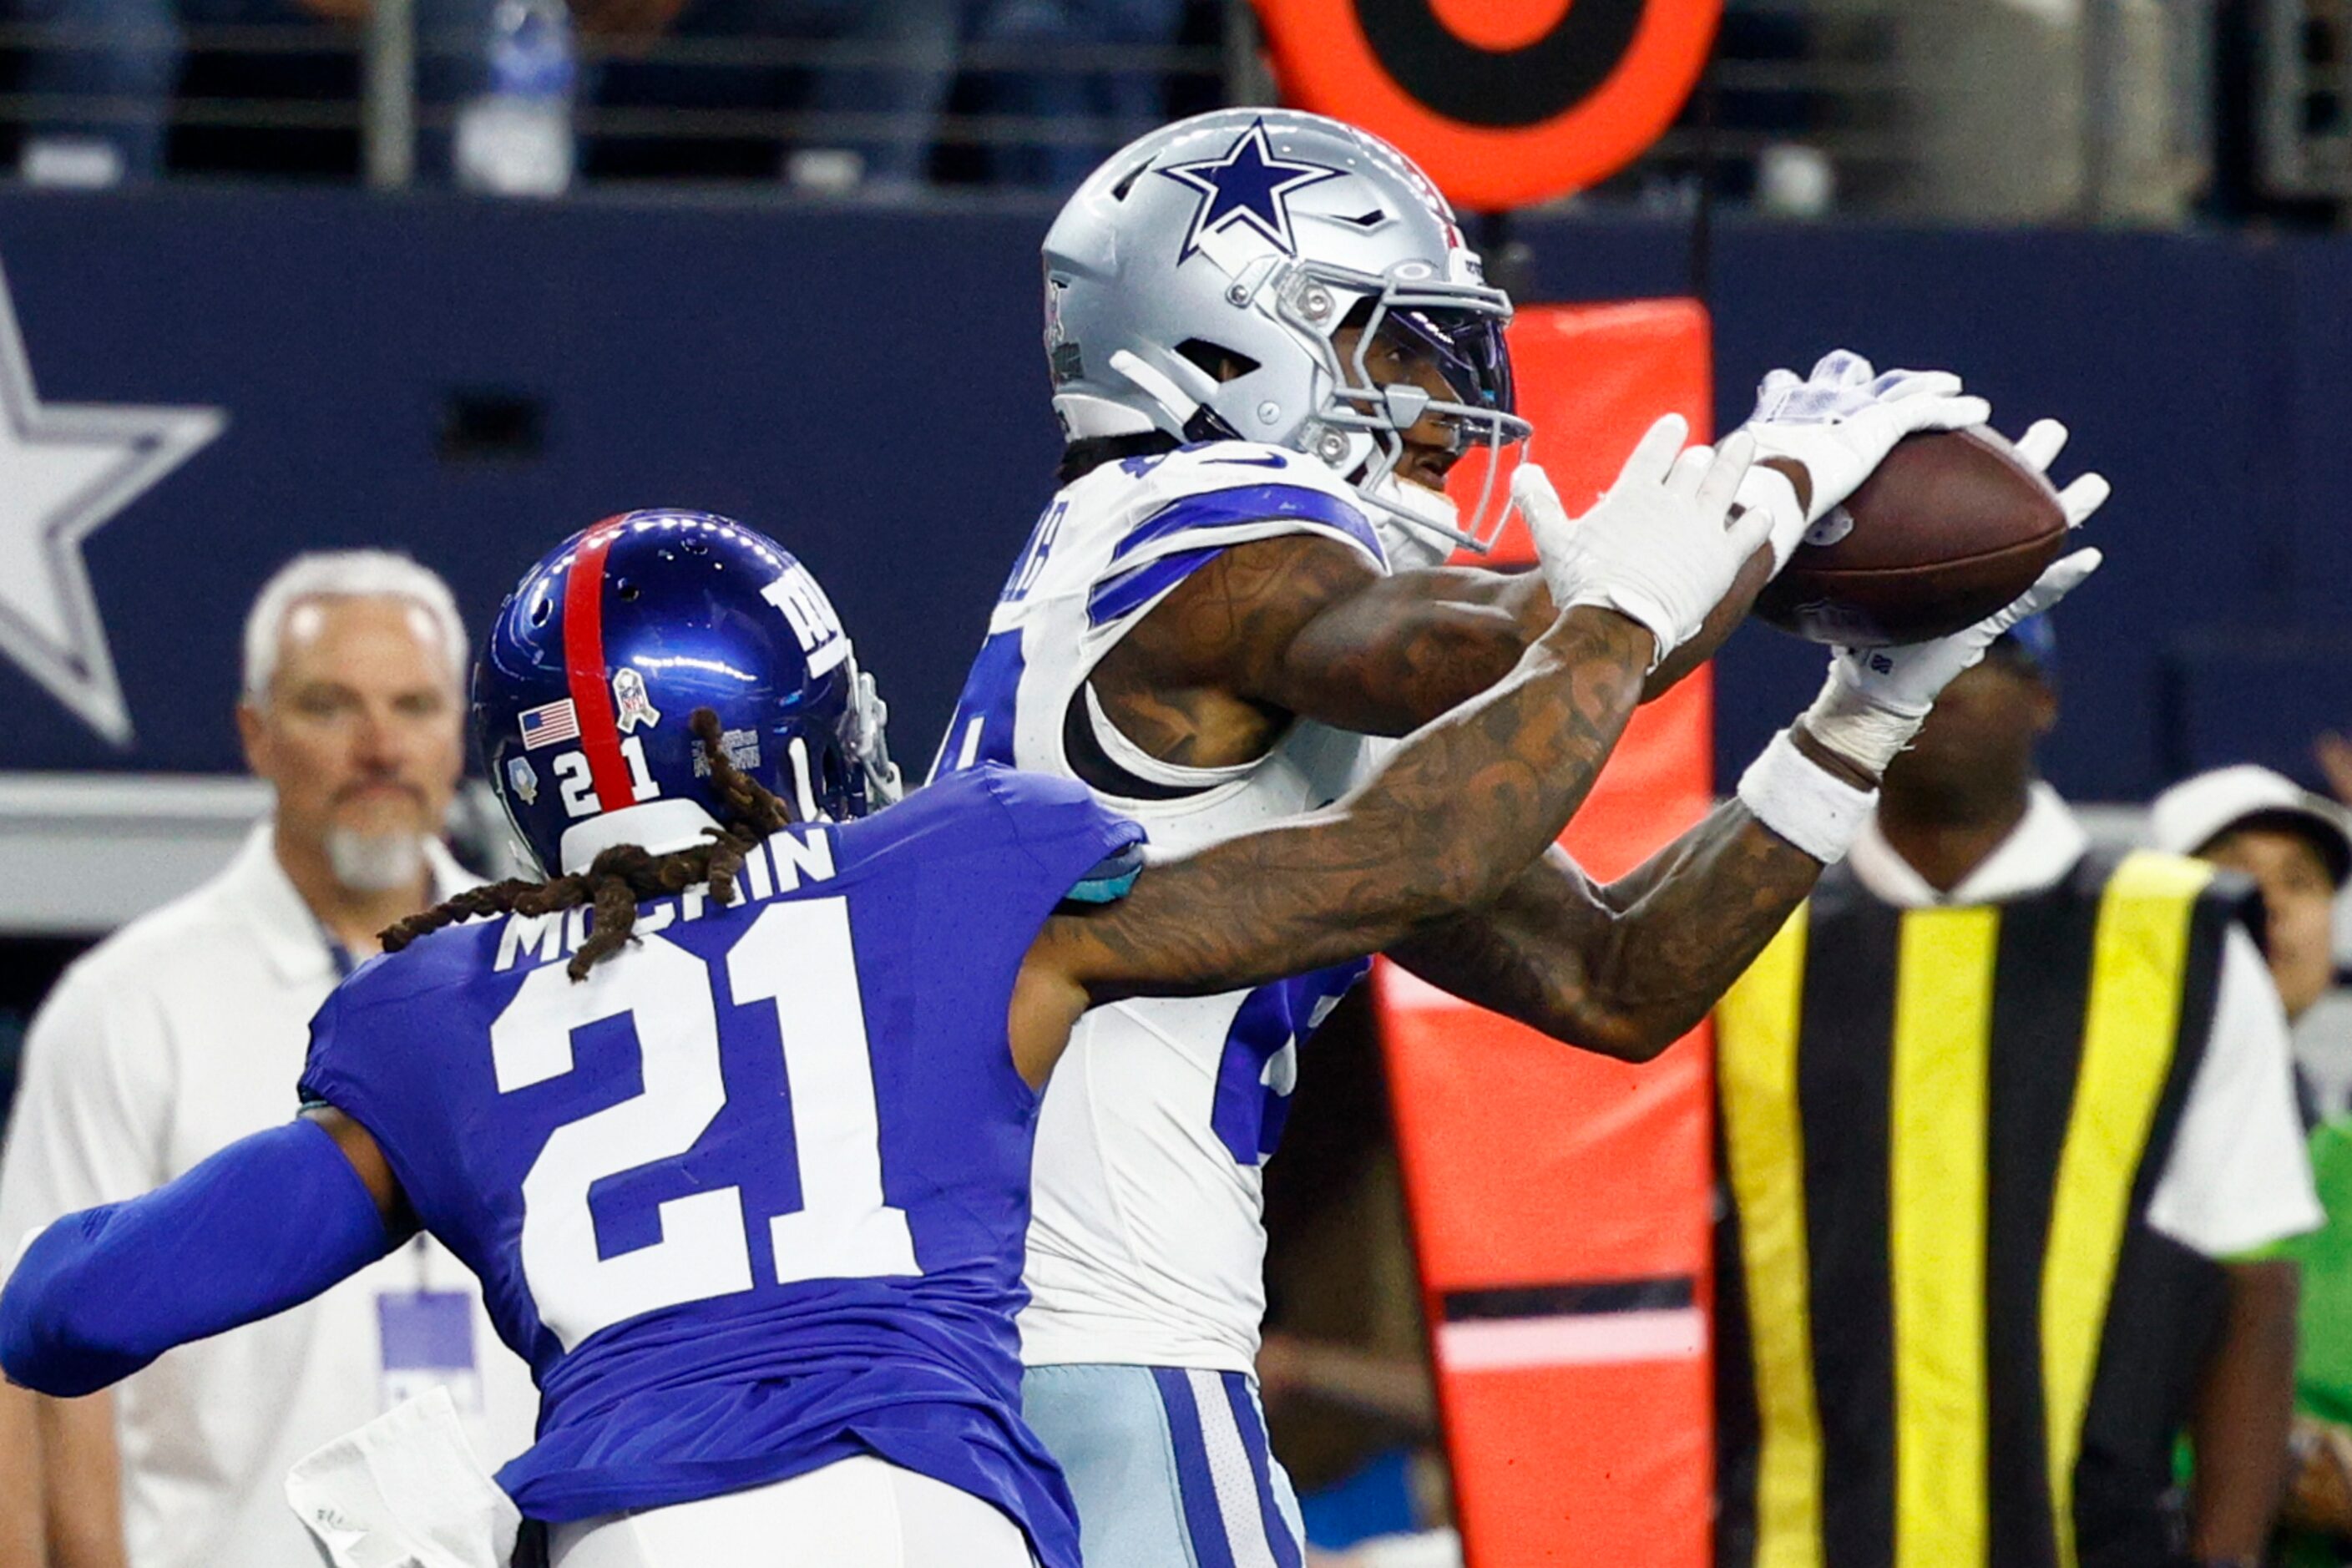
964, 0, 1183, 193
2152, 763, 2352, 1115
583, 0, 959, 190
0, 551, 534, 1567
2156, 766, 2352, 1566
14, 0, 958, 189
782, 0, 958, 191
1715, 625, 2319, 1567
15, 0, 489, 185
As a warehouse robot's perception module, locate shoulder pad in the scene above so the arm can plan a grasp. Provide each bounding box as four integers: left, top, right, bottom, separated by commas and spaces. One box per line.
1140, 441, 1360, 502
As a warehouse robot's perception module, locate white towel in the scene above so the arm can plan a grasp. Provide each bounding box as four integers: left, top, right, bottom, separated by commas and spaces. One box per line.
285, 1386, 522, 1568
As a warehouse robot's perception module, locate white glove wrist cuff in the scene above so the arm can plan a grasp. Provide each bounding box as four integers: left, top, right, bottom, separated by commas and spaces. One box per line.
1800, 669, 1929, 776
1737, 729, 1877, 864
1557, 589, 1667, 673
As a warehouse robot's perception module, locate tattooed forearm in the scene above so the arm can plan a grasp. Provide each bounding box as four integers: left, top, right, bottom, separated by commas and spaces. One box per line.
1388, 802, 1824, 1061
1086, 535, 1555, 771
1043, 606, 1654, 1005
1276, 566, 1552, 736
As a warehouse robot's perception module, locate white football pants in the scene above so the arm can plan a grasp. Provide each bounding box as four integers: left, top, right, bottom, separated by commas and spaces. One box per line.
546, 1456, 1038, 1568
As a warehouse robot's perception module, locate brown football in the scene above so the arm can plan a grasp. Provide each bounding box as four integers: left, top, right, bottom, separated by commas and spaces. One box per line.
1753, 427, 2068, 646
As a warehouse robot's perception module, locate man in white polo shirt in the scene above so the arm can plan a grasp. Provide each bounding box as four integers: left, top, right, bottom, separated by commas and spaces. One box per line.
0, 552, 534, 1568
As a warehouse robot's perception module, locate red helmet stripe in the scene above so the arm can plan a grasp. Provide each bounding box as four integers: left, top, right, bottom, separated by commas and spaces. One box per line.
561, 519, 635, 814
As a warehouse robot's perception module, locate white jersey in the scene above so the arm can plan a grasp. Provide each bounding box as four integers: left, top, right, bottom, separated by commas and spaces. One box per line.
935, 441, 1394, 1373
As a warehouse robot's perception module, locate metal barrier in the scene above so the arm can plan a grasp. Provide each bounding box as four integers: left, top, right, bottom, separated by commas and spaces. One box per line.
0, 3, 2320, 216
2262, 0, 2352, 199
0, 0, 1245, 190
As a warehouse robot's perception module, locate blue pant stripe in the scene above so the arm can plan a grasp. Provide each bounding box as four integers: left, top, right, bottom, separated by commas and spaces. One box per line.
1220, 1372, 1302, 1568
1152, 1367, 1239, 1568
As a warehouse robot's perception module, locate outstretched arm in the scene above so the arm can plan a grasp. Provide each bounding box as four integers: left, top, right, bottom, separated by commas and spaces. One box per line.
1388, 784, 1839, 1062
0, 1110, 406, 1398
1013, 419, 1770, 1069
1274, 545, 1770, 728
1022, 604, 1653, 1040
1392, 419, 2110, 1060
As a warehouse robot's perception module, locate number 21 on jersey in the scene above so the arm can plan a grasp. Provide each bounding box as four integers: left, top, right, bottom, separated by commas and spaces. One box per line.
489, 899, 918, 1350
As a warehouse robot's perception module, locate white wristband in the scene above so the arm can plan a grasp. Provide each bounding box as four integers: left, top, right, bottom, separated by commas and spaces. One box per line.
1737, 728, 1878, 864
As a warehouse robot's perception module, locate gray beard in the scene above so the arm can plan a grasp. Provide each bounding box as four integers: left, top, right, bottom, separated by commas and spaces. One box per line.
324, 827, 427, 894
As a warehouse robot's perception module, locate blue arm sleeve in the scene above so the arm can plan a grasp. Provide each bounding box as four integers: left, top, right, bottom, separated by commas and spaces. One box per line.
0, 1118, 395, 1397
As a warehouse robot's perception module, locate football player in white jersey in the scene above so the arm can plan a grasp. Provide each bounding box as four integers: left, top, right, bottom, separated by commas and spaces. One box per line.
935, 108, 2111, 1568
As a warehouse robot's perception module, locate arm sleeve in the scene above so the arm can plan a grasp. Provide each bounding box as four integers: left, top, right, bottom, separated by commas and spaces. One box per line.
0, 964, 175, 1256
0, 1119, 396, 1398
2145, 928, 2326, 1258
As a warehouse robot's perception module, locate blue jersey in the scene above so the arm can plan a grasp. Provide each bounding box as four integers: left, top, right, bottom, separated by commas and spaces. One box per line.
296, 766, 1142, 1567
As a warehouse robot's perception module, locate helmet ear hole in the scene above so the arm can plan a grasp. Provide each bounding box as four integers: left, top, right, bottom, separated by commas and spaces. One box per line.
1176, 339, 1260, 384
1109, 160, 1151, 201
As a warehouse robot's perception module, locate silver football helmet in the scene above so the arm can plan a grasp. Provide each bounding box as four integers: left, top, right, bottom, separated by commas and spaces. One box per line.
1043, 108, 1532, 565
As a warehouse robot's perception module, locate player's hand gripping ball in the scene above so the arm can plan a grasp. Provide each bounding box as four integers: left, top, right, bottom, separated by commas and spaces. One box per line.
1755, 420, 2106, 647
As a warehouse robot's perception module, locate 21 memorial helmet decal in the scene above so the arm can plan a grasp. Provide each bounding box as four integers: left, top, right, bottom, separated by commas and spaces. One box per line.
1042, 109, 1532, 561
475, 511, 902, 878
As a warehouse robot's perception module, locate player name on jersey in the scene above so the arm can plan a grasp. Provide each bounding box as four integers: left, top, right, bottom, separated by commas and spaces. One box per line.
493, 832, 840, 973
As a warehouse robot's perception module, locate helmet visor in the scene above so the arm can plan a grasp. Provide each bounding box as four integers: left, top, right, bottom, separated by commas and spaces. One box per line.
1374, 303, 1515, 432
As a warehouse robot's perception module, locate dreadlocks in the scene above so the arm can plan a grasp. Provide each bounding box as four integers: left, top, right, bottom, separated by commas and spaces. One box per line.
382, 707, 797, 981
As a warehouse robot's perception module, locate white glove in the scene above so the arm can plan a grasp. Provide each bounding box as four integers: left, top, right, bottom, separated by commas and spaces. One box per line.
1741, 349, 1994, 569
1801, 417, 2110, 775
1518, 413, 1767, 672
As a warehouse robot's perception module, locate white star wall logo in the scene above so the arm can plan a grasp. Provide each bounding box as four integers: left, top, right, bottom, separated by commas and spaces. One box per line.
0, 257, 225, 746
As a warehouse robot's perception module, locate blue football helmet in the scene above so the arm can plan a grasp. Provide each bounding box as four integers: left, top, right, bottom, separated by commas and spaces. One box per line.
475, 511, 902, 877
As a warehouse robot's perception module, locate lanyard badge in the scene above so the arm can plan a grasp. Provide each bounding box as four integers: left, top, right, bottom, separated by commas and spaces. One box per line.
377, 1287, 482, 1416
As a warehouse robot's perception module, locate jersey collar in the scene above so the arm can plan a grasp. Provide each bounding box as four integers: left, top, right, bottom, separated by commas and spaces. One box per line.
220, 817, 475, 985
1848, 781, 2089, 909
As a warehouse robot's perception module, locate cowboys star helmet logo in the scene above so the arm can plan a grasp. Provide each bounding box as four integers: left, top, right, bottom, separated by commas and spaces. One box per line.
1159, 119, 1344, 263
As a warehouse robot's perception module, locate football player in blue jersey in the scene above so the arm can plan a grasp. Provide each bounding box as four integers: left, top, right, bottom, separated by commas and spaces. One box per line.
1, 455, 1846, 1568
938, 108, 2111, 1567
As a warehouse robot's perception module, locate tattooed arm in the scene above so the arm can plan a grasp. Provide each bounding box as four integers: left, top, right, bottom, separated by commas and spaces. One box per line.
1081, 520, 1817, 1067
1082, 532, 1764, 776
1009, 608, 1655, 1079
1386, 787, 1835, 1064
1085, 453, 1813, 759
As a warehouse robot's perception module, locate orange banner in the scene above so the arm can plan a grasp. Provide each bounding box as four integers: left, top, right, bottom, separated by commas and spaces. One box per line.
1383, 299, 1716, 1568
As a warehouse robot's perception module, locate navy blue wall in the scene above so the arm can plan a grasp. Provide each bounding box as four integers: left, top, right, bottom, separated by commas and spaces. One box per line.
3, 189, 2347, 800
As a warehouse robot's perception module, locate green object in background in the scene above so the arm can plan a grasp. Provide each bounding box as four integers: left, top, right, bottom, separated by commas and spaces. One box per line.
2288, 1120, 2352, 1427
2274, 1116, 2352, 1566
